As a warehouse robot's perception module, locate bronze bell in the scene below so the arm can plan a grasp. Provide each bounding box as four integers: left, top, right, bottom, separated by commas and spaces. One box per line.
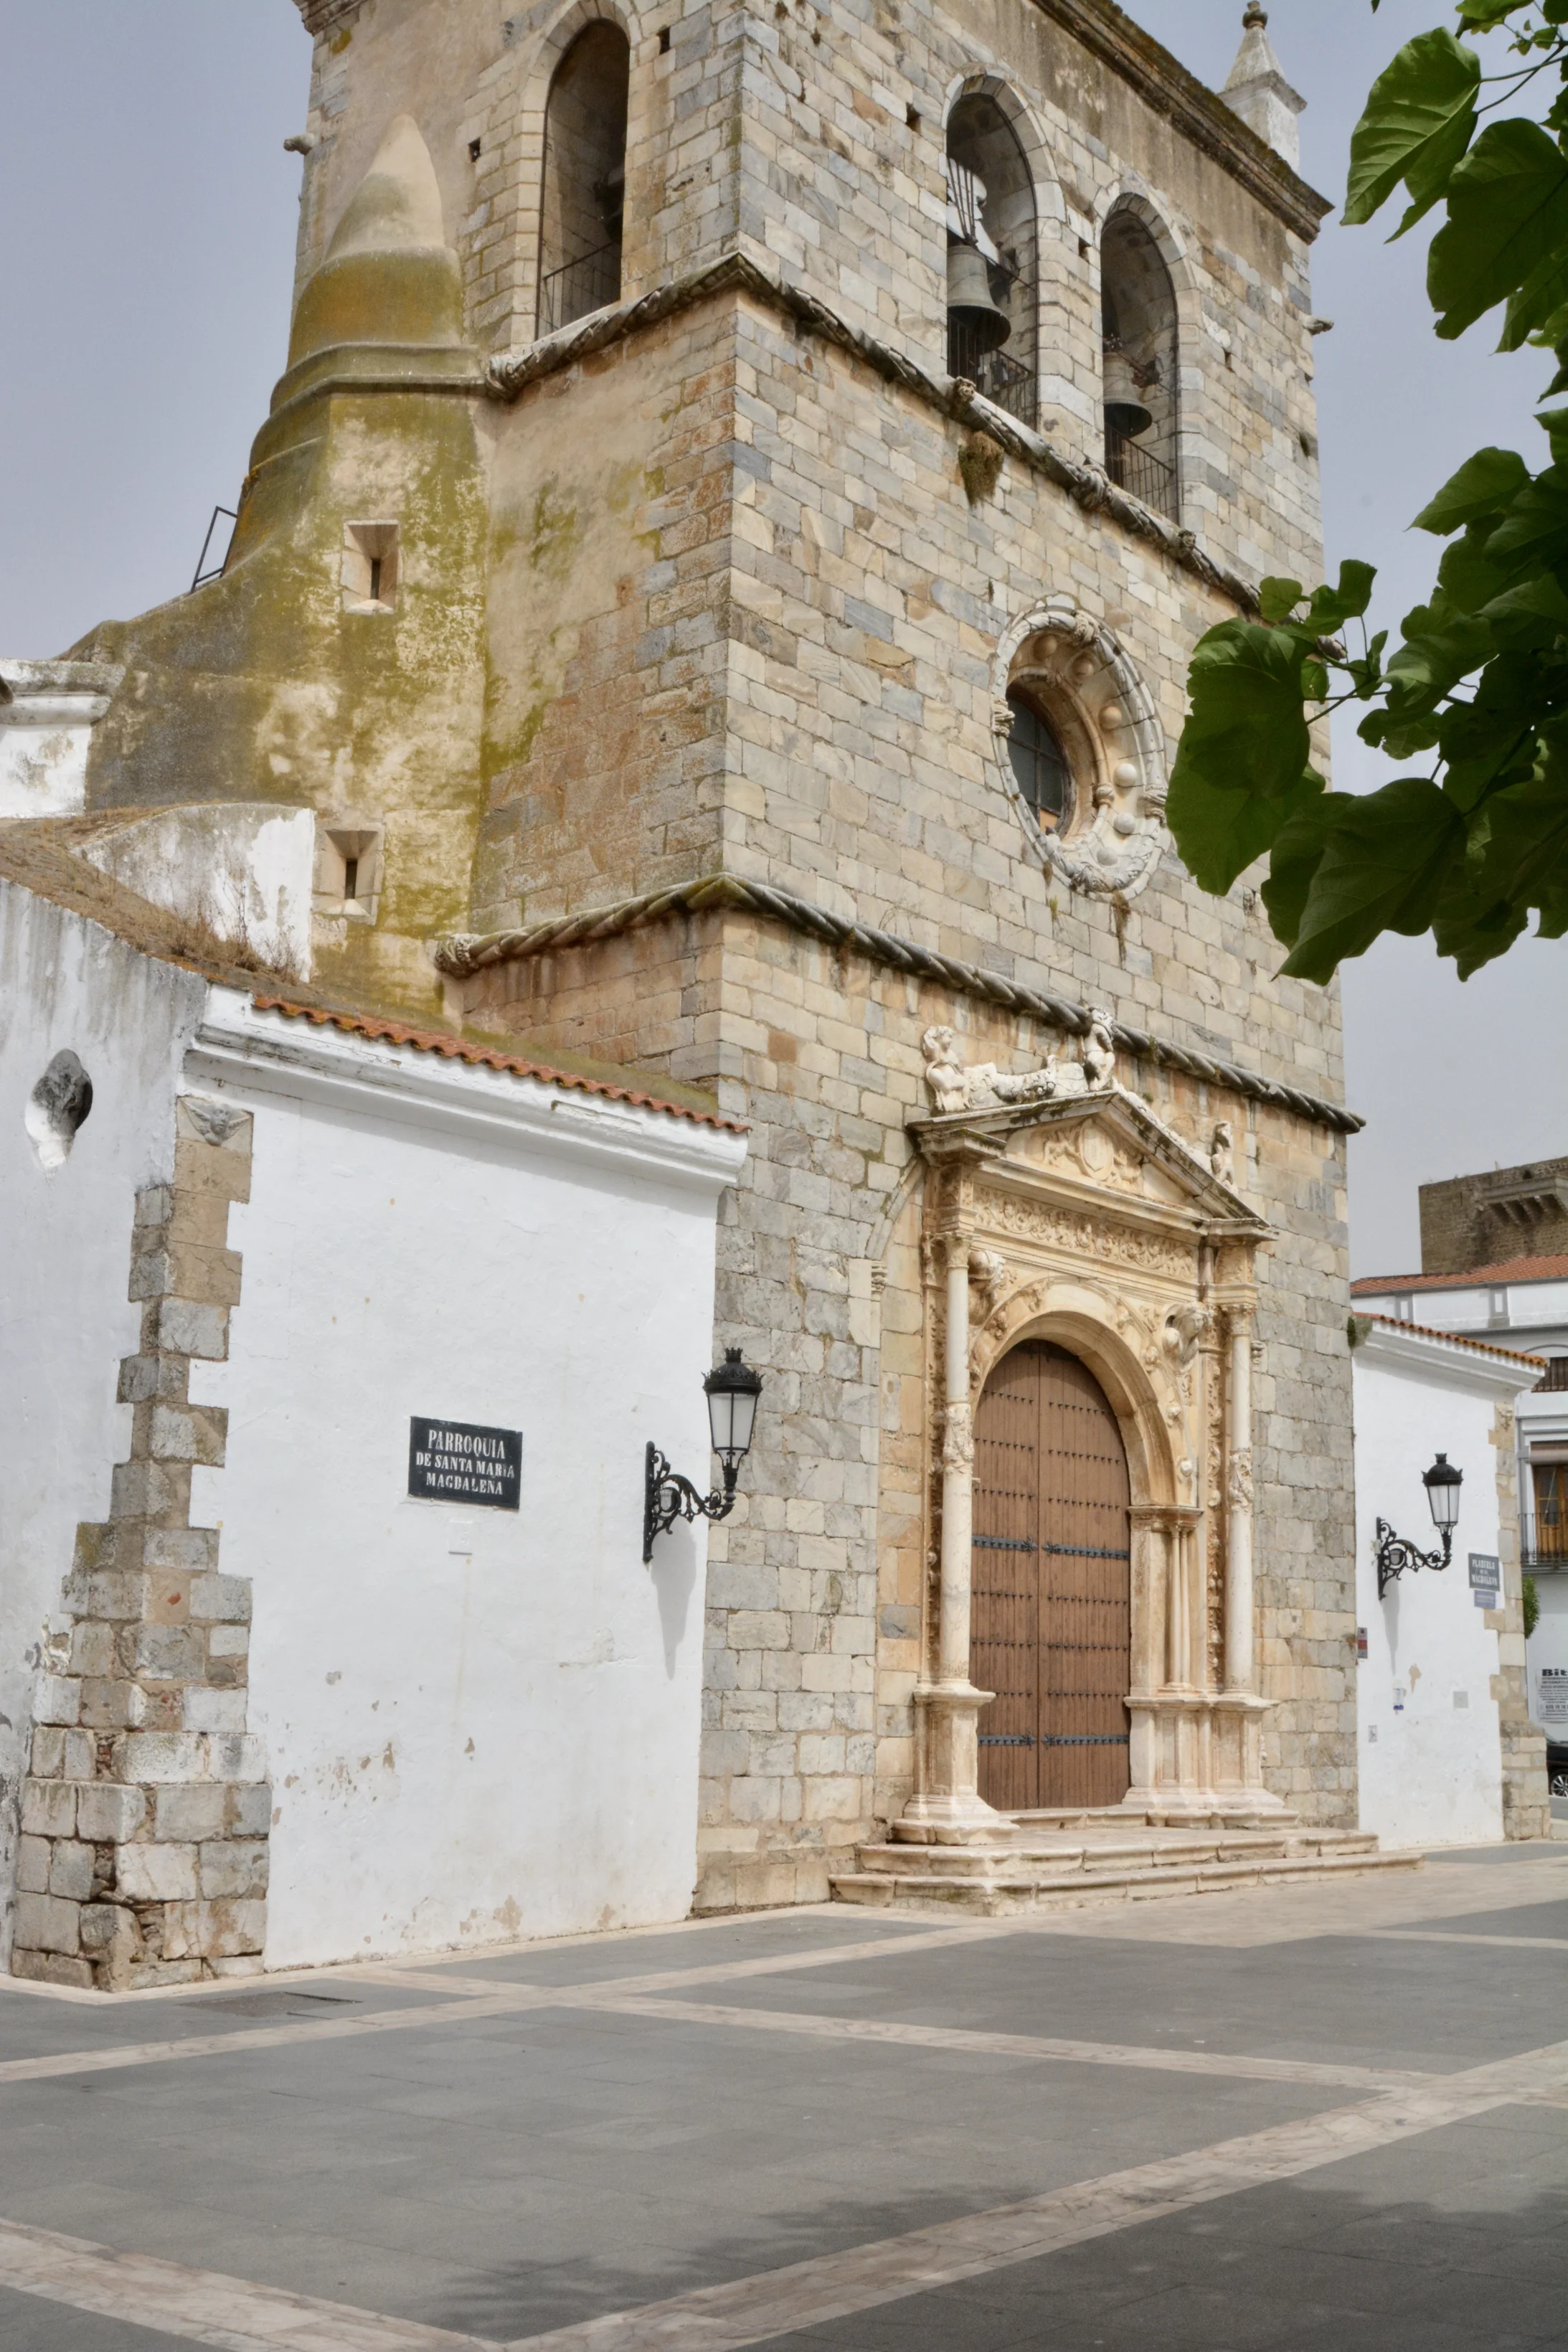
947, 240, 1011, 356
1102, 345, 1153, 439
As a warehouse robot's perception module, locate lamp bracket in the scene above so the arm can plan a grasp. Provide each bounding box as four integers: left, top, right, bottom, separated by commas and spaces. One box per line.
643, 1442, 739, 1564
1374, 1518, 1453, 1601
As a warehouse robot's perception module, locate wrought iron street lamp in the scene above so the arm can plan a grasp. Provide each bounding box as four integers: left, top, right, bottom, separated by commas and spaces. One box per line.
643, 1348, 764, 1562
1375, 1453, 1463, 1600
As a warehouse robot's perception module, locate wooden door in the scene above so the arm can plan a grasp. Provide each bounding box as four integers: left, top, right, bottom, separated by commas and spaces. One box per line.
971, 1342, 1132, 1812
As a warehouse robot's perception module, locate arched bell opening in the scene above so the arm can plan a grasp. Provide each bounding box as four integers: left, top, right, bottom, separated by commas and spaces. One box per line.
1100, 204, 1179, 518
537, 23, 630, 334
971, 1340, 1133, 1812
945, 93, 1039, 428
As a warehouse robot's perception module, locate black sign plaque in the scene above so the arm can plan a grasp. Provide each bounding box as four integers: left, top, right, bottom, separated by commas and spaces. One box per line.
408, 1418, 521, 1511
1468, 1551, 1501, 1608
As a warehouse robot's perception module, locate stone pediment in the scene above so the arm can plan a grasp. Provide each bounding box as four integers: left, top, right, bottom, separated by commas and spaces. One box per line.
913, 1085, 1267, 1237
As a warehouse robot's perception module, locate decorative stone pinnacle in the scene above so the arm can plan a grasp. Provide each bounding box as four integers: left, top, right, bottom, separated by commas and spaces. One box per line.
1244, 4, 1267, 26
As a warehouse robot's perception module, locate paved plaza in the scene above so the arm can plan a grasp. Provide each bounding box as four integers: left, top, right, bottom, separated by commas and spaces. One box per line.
0, 1846, 1563, 2351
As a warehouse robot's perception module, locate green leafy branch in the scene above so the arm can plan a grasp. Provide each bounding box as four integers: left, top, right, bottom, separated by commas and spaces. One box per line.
1167, 0, 1568, 981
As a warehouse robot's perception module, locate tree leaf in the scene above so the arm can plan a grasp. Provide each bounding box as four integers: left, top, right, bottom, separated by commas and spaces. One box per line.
1479, 463, 1568, 562
1168, 765, 1323, 904
1502, 241, 1568, 349
1429, 120, 1568, 342
1278, 780, 1465, 982
1305, 560, 1378, 631
1257, 576, 1305, 623
1259, 794, 1335, 946
1412, 446, 1530, 534
1478, 570, 1568, 628
1173, 620, 1315, 792
1345, 30, 1480, 229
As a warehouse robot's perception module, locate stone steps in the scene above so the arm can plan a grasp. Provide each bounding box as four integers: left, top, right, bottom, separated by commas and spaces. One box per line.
829, 1833, 1420, 1917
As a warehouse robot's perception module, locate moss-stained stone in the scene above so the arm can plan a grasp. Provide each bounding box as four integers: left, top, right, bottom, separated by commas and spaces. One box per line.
71, 118, 489, 1024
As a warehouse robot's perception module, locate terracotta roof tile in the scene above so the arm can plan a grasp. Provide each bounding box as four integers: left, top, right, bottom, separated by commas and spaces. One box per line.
1351, 1255, 1568, 1296
249, 995, 747, 1135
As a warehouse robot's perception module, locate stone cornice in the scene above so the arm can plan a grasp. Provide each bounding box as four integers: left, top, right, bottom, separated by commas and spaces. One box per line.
486, 251, 1262, 614
294, 0, 362, 34
435, 872, 1362, 1135
1033, 0, 1332, 242
1354, 1316, 1544, 1395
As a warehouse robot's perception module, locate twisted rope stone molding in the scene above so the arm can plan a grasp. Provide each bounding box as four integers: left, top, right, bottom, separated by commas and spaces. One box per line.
434, 873, 1363, 1135
483, 251, 1262, 615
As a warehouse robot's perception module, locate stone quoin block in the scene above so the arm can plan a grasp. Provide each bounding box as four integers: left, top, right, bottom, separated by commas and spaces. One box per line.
11, 1891, 82, 1955
75, 1783, 147, 1843
19, 1779, 76, 1840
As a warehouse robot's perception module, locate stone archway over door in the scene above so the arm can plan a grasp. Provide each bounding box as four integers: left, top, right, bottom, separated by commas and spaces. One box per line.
972, 1342, 1132, 1811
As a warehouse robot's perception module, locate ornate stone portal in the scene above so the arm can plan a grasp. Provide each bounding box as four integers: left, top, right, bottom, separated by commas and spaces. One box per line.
898, 1030, 1284, 1842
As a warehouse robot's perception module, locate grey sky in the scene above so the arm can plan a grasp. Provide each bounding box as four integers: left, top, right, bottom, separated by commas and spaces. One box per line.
1, 1, 1562, 1275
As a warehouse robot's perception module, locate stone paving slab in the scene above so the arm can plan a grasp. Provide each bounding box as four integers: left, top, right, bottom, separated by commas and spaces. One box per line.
0, 1978, 452, 2066
0, 2281, 196, 2351
1397, 1896, 1568, 1940
647, 1921, 1568, 2074
0, 1850, 1561, 2350
0, 2012, 1341, 2337
747, 2110, 1567, 2352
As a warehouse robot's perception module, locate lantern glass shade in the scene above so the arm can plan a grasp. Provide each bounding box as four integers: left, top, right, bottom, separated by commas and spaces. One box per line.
1422, 1452, 1463, 1532
704, 1348, 763, 1468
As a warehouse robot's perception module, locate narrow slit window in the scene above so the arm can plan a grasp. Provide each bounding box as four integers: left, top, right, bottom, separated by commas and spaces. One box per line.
314, 824, 384, 922
342, 521, 400, 612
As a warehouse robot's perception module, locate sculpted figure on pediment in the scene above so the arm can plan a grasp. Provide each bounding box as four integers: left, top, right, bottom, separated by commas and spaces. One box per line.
920, 1022, 1115, 1118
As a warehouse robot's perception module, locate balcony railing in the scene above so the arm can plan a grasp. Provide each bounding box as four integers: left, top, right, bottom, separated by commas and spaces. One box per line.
1105, 422, 1178, 519
539, 240, 621, 336
1534, 1357, 1568, 1390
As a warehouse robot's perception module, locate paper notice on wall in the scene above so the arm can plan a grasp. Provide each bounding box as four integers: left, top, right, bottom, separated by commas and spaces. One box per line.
1538, 1667, 1568, 1724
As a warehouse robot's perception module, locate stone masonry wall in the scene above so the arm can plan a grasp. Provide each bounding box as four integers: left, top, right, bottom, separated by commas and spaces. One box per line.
11, 1097, 269, 1990
306, 0, 1359, 1902
291, 0, 1326, 592
463, 905, 1359, 1902
1419, 1160, 1568, 1279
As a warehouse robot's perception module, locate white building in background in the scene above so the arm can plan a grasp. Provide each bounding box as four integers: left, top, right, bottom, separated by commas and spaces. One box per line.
1351, 1316, 1543, 1850
1354, 1251, 1568, 1787
1, 845, 747, 1985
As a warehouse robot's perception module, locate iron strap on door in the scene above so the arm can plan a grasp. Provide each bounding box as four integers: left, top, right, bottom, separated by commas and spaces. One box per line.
1040, 1543, 1130, 1560
1039, 1734, 1129, 1747
978, 1734, 1035, 1746
973, 1536, 1036, 1551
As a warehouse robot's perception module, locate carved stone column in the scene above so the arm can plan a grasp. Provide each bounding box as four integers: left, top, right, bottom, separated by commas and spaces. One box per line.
1222, 1304, 1255, 1695
897, 1140, 1008, 1846
1166, 1515, 1196, 1691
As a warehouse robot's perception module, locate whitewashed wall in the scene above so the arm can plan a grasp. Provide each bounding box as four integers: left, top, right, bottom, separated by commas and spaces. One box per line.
186, 997, 747, 1967
1353, 1324, 1536, 1851
0, 883, 204, 1965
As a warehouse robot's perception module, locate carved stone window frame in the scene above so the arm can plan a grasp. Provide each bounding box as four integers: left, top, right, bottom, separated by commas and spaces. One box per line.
991, 594, 1168, 905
